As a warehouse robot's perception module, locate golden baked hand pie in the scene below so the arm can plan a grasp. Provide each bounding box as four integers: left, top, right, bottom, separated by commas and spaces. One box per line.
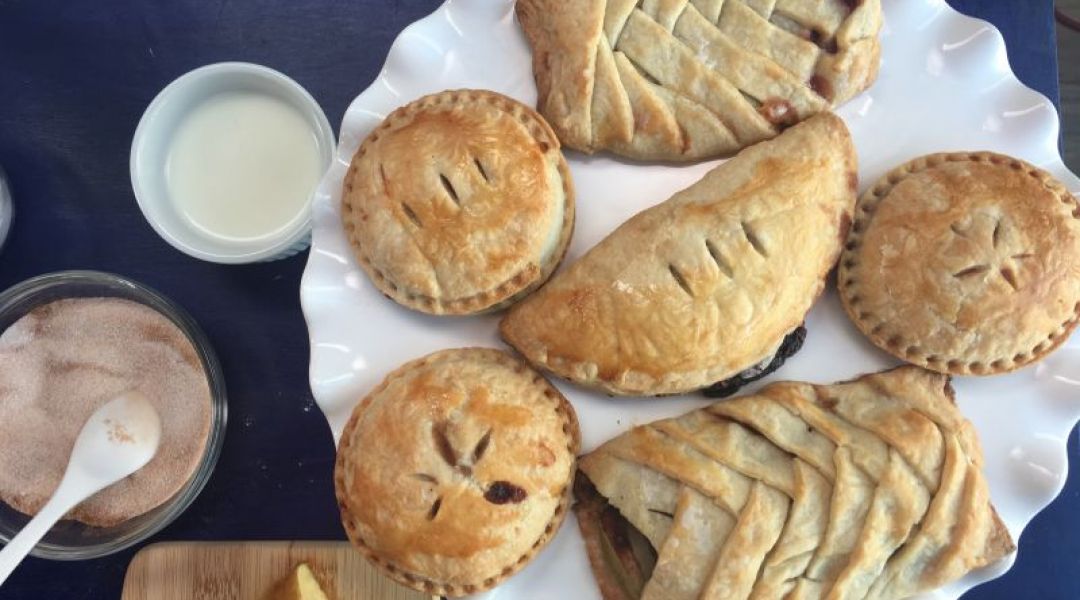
342, 89, 575, 315
334, 348, 580, 597
839, 152, 1080, 375
500, 114, 856, 396
575, 366, 1014, 600
516, 0, 881, 161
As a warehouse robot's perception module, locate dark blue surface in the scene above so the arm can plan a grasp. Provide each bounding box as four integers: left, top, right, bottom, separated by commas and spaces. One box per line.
0, 0, 1072, 598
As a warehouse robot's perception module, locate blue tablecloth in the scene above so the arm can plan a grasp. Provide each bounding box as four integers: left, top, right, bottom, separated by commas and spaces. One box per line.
0, 1, 1073, 598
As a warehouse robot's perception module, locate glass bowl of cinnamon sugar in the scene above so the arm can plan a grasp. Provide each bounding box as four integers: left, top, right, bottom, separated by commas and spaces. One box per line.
0, 270, 226, 559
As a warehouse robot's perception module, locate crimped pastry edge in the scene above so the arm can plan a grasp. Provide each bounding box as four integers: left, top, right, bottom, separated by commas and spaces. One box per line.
838, 151, 1080, 375
342, 89, 576, 316
333, 347, 581, 597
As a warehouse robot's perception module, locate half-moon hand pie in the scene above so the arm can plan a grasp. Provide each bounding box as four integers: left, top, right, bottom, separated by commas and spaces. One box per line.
500, 113, 857, 396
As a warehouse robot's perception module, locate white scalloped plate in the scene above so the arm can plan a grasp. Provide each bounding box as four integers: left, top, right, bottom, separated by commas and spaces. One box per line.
300, 1, 1080, 598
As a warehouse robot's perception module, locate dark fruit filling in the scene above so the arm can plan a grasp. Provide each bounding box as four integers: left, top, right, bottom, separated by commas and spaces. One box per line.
702, 325, 807, 398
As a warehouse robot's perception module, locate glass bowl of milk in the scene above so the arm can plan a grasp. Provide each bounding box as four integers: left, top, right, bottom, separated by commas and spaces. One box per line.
131, 63, 334, 263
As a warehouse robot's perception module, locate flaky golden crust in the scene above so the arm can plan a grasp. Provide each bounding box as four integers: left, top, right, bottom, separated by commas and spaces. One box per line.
577, 366, 1015, 600
516, 0, 882, 161
500, 114, 857, 396
839, 152, 1080, 375
342, 90, 575, 315
334, 348, 580, 597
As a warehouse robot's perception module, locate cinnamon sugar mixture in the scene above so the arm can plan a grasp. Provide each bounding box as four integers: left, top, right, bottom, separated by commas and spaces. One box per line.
0, 297, 212, 526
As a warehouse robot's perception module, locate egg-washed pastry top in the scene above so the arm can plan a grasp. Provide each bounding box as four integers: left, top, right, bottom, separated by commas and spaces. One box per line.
516, 0, 882, 161
500, 113, 857, 396
839, 152, 1080, 375
341, 89, 575, 315
334, 348, 580, 597
574, 366, 1014, 600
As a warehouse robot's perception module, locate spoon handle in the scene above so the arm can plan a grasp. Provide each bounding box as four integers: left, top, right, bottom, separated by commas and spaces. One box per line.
0, 475, 84, 586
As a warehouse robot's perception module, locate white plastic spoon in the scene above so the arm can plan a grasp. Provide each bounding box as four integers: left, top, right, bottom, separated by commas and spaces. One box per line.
0, 391, 161, 585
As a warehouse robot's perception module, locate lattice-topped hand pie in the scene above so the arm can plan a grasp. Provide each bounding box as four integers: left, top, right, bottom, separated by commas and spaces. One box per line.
342, 90, 575, 315
500, 114, 856, 396
839, 152, 1080, 375
575, 366, 1015, 600
516, 0, 882, 160
334, 348, 580, 597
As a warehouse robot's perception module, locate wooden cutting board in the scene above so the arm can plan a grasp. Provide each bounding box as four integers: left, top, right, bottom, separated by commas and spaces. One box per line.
122, 541, 433, 600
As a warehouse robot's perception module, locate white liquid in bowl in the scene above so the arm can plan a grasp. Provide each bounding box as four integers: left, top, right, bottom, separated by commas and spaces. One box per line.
164, 92, 322, 241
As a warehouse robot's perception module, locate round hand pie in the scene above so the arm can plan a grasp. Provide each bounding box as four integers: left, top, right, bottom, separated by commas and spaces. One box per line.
334, 348, 580, 597
839, 152, 1080, 375
341, 89, 575, 315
